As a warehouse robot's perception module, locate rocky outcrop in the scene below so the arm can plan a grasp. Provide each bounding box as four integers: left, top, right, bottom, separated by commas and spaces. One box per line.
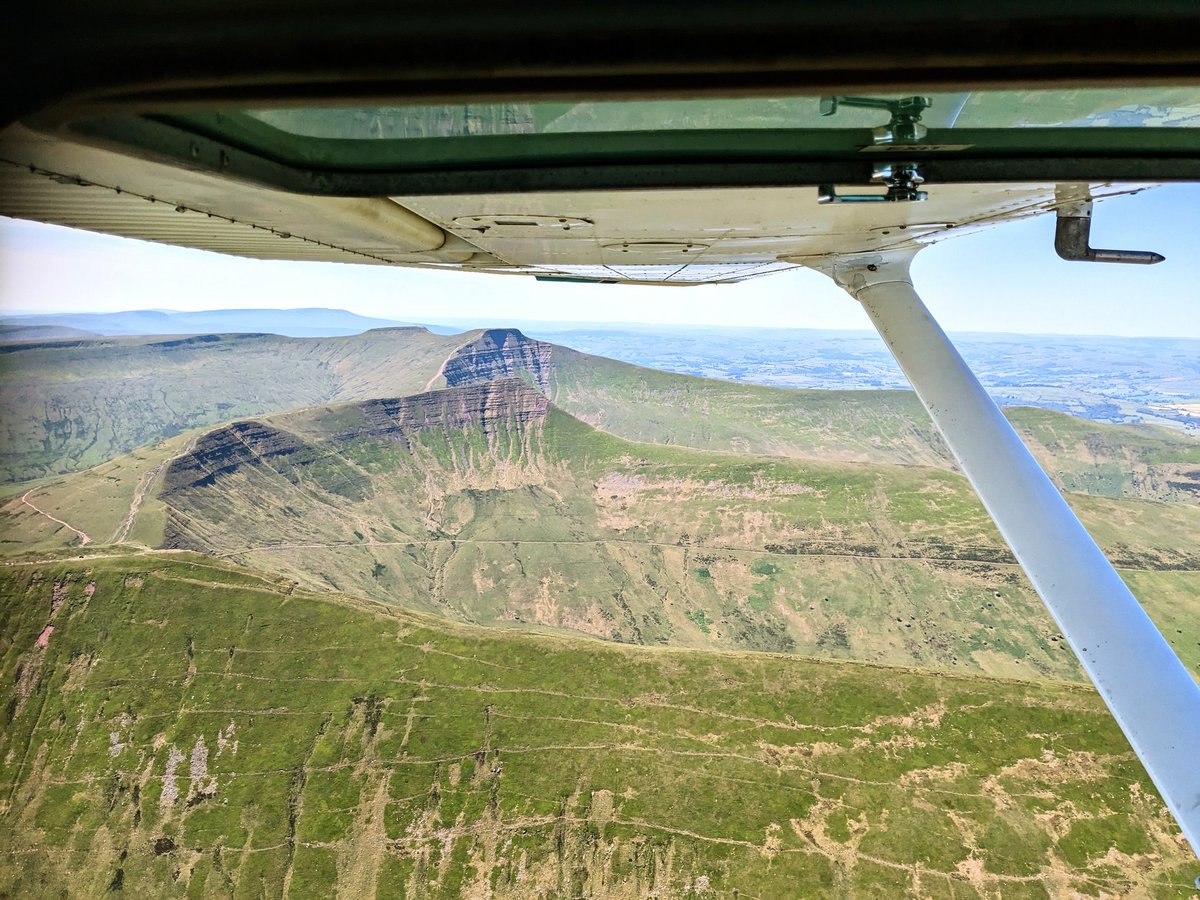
162, 421, 310, 494
164, 380, 550, 499
443, 329, 555, 393
160, 380, 556, 551
162, 417, 372, 508
355, 378, 549, 438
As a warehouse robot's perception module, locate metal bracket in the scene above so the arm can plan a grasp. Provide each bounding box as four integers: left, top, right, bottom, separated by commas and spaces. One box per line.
819, 95, 932, 145
1054, 200, 1164, 264
818, 163, 927, 204
817, 97, 933, 203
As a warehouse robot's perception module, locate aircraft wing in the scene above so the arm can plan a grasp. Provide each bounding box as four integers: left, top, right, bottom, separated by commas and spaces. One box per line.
4, 89, 1196, 281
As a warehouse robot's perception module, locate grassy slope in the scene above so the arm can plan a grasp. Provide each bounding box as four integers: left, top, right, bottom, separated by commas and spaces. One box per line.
542, 346, 951, 467
0, 434, 196, 554
0, 328, 476, 483
539, 347, 1200, 505
1, 553, 1194, 898
143, 394, 1200, 681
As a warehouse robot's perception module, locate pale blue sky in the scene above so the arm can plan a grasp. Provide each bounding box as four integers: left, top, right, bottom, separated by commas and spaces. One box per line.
2, 184, 1198, 336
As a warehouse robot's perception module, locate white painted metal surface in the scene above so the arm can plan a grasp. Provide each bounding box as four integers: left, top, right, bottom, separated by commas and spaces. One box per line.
814, 248, 1200, 860
1, 119, 1154, 283
0, 125, 463, 264
395, 182, 1149, 283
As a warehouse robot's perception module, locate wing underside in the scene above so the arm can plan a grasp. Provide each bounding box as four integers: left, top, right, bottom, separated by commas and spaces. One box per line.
5, 87, 1197, 280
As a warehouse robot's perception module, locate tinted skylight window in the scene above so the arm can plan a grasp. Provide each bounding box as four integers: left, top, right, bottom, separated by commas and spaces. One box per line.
243, 89, 1200, 140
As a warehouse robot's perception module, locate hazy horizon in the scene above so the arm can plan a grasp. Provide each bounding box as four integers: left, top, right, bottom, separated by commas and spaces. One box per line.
4, 182, 1200, 337
7, 304, 1200, 342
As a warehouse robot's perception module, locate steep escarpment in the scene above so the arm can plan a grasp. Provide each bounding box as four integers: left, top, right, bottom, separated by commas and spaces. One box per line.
443, 328, 557, 392
439, 330, 954, 466
162, 419, 371, 503
10, 325, 1196, 505
354, 378, 550, 438
164, 381, 549, 495
160, 380, 561, 553
163, 421, 308, 491
145, 376, 1200, 676
160, 420, 374, 551
0, 327, 469, 483
438, 330, 1200, 504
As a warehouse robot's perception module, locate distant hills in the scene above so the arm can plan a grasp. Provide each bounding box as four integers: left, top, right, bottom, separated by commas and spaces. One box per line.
3, 328, 1197, 503
0, 307, 454, 339
0, 328, 476, 481
7, 307, 1195, 432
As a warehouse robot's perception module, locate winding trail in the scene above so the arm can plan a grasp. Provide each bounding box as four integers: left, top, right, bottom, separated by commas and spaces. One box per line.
20, 490, 90, 545
111, 460, 168, 543
111, 436, 198, 544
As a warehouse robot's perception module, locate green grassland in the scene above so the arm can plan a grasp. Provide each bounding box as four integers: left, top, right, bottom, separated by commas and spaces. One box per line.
2, 332, 1198, 897
58, 384, 1185, 683
0, 433, 196, 554
0, 329, 475, 483
534, 344, 1200, 506
1, 553, 1196, 898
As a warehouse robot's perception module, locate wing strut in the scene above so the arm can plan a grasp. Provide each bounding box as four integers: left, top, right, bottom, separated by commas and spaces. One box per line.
813, 248, 1200, 862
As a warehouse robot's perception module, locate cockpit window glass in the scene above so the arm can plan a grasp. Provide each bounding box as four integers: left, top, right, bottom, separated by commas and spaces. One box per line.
63, 87, 1200, 192
241, 89, 1200, 140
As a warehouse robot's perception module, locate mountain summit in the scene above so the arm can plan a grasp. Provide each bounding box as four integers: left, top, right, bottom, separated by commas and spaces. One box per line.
444, 328, 557, 393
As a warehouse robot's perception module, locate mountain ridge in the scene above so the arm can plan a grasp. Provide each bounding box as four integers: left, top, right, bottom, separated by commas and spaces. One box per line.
0, 306, 446, 338
124, 378, 1200, 679
4, 326, 1196, 506
2, 332, 1197, 895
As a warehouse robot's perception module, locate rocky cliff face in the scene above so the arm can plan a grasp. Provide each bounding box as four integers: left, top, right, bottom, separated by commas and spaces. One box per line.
164, 380, 550, 496
161, 421, 309, 494
356, 378, 549, 437
159, 379, 555, 551
443, 328, 555, 393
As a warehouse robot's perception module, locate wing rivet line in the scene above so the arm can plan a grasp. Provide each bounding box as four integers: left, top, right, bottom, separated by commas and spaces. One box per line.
0, 159, 397, 264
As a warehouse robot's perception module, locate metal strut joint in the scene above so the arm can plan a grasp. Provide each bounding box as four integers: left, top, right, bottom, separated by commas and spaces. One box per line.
819, 94, 932, 145
818, 163, 927, 204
